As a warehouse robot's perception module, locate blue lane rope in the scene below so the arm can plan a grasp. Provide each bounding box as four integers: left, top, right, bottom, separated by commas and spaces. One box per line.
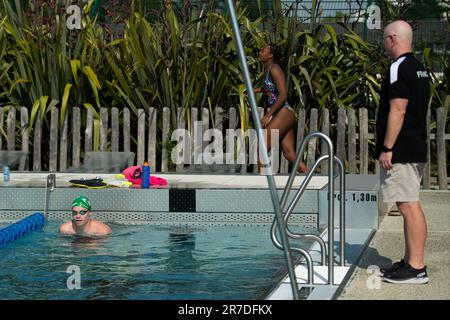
0, 212, 46, 245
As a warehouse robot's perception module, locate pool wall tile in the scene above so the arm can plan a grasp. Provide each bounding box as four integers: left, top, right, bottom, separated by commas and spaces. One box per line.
0, 188, 169, 212
196, 189, 318, 213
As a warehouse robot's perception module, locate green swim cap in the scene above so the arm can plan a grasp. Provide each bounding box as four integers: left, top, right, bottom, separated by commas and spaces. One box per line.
72, 196, 91, 211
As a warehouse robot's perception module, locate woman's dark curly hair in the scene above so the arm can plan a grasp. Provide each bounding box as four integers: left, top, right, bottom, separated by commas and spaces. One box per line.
268, 43, 282, 64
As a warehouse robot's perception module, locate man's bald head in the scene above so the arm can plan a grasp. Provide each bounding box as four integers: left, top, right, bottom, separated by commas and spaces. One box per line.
383, 20, 413, 58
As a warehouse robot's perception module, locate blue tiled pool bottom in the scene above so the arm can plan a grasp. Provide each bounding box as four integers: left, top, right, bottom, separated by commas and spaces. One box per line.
0, 221, 316, 300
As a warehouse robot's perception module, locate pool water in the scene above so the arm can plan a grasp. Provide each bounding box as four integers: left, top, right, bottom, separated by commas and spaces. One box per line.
0, 220, 315, 300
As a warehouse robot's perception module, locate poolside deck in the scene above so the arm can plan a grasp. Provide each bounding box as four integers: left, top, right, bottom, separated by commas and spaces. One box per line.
337, 190, 450, 300
1, 172, 329, 189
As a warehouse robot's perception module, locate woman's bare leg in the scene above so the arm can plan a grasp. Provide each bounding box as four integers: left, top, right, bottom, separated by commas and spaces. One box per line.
264, 109, 295, 152
281, 129, 308, 173
258, 108, 307, 173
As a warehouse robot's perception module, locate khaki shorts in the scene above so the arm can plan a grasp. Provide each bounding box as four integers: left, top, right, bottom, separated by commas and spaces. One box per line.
380, 163, 426, 203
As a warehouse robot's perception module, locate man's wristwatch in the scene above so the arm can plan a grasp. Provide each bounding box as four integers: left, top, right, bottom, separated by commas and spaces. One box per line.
382, 145, 394, 152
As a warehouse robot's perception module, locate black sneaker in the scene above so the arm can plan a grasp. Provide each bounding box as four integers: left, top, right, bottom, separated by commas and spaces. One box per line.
379, 259, 406, 276
383, 263, 429, 284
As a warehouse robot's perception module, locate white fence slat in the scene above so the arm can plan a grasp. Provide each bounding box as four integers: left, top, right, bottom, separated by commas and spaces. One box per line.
347, 108, 357, 173
336, 108, 346, 167
137, 109, 146, 166
49, 107, 59, 172
321, 108, 329, 174
148, 107, 157, 172
72, 107, 81, 168
176, 107, 187, 172
306, 108, 318, 170
111, 107, 119, 152
253, 107, 264, 173
161, 107, 170, 173
59, 112, 69, 171
100, 107, 108, 152
123, 108, 131, 153
33, 112, 42, 171
85, 108, 94, 153
20, 107, 29, 170
359, 108, 369, 174
296, 108, 306, 170
7, 108, 15, 151
190, 107, 198, 166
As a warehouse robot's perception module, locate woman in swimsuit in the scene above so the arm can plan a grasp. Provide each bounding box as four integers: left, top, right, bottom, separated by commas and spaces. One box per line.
254, 43, 308, 173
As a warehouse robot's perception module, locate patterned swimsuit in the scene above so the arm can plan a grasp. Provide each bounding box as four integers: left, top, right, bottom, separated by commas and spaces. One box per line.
263, 64, 294, 112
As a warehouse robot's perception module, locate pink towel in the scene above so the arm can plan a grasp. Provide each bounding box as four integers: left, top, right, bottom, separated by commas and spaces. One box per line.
122, 166, 167, 186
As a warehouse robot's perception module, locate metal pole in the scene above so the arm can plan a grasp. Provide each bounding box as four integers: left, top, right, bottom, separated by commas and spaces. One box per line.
225, 0, 299, 300
334, 157, 346, 266
44, 174, 56, 220
328, 142, 334, 285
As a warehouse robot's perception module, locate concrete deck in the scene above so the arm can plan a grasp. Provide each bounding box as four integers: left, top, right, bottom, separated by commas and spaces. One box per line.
337, 190, 450, 300
1, 172, 329, 189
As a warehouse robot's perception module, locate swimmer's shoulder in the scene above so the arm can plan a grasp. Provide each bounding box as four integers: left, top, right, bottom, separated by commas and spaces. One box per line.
59, 221, 75, 235
92, 220, 112, 236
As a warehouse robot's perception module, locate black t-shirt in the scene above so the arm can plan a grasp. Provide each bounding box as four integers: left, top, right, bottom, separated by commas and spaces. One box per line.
375, 52, 430, 163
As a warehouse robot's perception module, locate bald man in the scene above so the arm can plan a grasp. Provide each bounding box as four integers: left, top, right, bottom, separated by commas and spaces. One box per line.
376, 20, 430, 284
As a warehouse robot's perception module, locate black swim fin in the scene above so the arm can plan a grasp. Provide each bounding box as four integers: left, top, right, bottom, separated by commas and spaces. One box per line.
69, 178, 107, 189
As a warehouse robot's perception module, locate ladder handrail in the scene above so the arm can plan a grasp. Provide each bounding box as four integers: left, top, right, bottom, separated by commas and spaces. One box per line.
335, 156, 346, 266
276, 155, 330, 267
44, 173, 56, 220
270, 230, 315, 285
280, 154, 346, 267
281, 132, 332, 209
272, 155, 328, 267
271, 132, 346, 286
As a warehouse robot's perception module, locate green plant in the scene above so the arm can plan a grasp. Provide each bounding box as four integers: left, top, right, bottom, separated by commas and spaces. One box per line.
0, 0, 109, 168
104, 1, 263, 128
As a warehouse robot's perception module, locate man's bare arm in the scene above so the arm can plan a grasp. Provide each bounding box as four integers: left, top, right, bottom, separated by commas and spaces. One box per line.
379, 98, 408, 170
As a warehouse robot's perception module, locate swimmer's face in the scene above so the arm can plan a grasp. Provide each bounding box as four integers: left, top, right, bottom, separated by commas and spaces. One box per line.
259, 45, 272, 62
72, 206, 91, 227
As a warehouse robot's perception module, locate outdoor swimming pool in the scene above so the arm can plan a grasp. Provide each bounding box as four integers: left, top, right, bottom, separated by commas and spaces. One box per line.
0, 220, 316, 300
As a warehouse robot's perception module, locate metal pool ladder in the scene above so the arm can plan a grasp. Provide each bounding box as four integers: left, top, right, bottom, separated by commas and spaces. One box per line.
272, 132, 347, 289
225, 0, 346, 299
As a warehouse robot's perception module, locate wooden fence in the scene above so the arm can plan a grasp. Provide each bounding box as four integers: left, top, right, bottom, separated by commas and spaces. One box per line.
0, 106, 448, 190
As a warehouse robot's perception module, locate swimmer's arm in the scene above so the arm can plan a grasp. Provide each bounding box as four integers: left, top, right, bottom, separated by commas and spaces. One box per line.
59, 222, 74, 235
95, 223, 112, 236
103, 224, 112, 235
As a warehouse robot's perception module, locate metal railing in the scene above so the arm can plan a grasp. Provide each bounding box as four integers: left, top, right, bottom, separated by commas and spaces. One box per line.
44, 174, 56, 220
272, 132, 347, 287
